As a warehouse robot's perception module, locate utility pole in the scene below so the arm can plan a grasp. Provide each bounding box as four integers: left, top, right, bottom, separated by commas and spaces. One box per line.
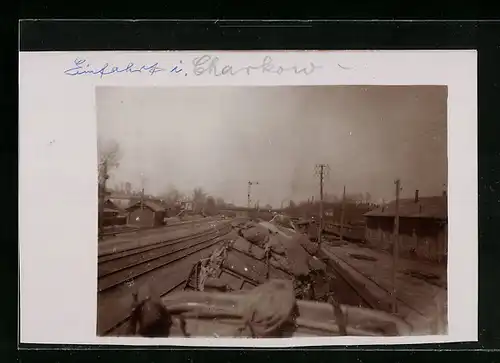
140, 173, 146, 210
248, 181, 259, 208
98, 159, 109, 241
339, 186, 346, 243
314, 164, 329, 248
392, 179, 402, 314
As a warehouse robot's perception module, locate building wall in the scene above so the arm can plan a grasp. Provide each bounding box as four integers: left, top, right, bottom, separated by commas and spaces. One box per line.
154, 211, 165, 226
103, 215, 127, 227
128, 208, 155, 227
103, 210, 118, 218
101, 210, 121, 227
365, 216, 447, 263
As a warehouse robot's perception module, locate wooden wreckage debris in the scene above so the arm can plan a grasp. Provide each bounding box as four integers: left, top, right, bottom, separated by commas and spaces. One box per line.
125, 219, 412, 337
183, 220, 332, 302
126, 277, 412, 338
159, 279, 412, 337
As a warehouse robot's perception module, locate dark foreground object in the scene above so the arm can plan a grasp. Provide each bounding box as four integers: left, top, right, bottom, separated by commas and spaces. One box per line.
125, 280, 412, 338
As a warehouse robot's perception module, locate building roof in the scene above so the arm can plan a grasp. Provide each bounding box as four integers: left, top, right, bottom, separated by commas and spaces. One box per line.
104, 198, 122, 211
103, 208, 120, 214
364, 196, 447, 220
126, 200, 166, 212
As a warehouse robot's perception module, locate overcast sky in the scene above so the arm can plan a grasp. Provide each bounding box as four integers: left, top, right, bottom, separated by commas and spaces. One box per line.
96, 86, 447, 208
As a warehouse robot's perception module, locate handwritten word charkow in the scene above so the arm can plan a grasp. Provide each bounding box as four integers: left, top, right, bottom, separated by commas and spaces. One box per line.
192, 55, 322, 77
63, 58, 183, 78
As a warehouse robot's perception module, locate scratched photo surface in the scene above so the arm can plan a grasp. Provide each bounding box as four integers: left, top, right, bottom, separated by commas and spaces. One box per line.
96, 85, 448, 338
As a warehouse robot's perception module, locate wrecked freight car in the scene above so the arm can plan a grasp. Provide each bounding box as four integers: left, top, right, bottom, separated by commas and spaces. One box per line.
125, 219, 413, 337
182, 220, 334, 301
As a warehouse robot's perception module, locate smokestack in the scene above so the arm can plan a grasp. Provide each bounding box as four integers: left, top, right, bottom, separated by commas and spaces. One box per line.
414, 190, 419, 203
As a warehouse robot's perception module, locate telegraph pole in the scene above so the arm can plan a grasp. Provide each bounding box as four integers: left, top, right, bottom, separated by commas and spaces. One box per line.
314, 164, 329, 248
392, 179, 402, 314
339, 185, 346, 243
98, 159, 109, 241
248, 181, 259, 208
140, 173, 146, 210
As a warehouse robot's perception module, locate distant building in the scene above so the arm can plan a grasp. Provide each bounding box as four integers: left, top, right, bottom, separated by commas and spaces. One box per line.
104, 198, 123, 214
363, 190, 447, 263
180, 201, 194, 212
99, 198, 127, 227
219, 206, 253, 218
102, 208, 119, 219
219, 206, 273, 219
126, 200, 166, 228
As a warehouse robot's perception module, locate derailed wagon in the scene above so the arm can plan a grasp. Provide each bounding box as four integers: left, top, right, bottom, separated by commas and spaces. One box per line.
127, 219, 413, 337
181, 219, 331, 299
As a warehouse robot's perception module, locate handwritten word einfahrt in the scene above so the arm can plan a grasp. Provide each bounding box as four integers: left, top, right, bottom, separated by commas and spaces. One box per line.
63, 58, 180, 78
192, 55, 322, 77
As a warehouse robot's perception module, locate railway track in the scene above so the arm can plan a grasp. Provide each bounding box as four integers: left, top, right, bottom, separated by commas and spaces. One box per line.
98, 223, 233, 293
98, 220, 384, 336
100, 217, 222, 240
98, 222, 229, 260
102, 253, 374, 337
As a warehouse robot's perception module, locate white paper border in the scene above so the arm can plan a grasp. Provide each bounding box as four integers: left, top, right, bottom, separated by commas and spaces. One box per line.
19, 50, 477, 346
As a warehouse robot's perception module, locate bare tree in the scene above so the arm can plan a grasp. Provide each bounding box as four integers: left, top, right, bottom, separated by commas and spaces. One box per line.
161, 185, 185, 205
98, 138, 121, 171
97, 138, 122, 239
205, 196, 217, 216
192, 187, 207, 212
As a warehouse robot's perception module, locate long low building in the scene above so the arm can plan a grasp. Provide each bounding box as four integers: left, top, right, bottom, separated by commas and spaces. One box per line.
363, 190, 447, 264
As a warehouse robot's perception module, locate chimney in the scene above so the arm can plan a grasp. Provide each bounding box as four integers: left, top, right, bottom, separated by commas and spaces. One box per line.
414, 190, 419, 203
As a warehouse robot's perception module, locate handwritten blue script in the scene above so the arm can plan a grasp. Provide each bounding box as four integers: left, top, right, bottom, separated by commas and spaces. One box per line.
63, 58, 175, 78
192, 55, 322, 77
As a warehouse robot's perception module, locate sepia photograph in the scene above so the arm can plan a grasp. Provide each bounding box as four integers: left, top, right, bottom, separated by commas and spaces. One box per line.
96, 85, 448, 338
